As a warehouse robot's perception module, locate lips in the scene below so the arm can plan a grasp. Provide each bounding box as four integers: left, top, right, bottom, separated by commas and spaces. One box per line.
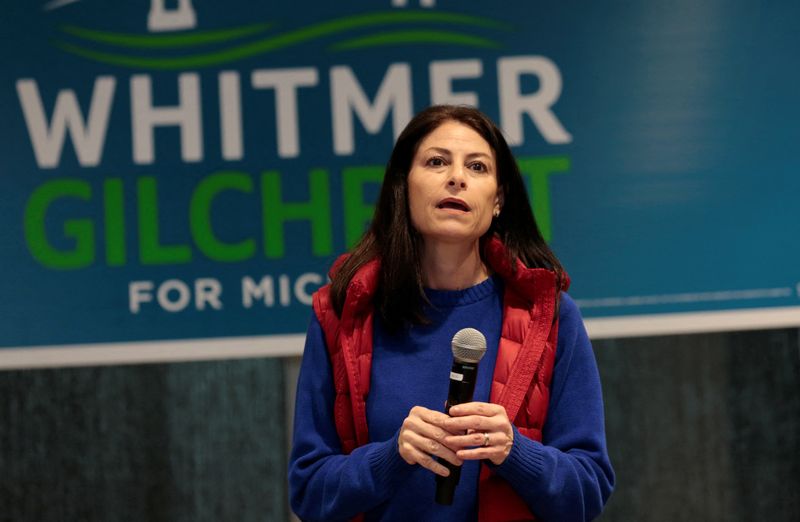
436, 197, 471, 212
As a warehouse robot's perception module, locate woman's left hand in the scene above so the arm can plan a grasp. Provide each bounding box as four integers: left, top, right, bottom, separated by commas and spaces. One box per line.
441, 402, 514, 465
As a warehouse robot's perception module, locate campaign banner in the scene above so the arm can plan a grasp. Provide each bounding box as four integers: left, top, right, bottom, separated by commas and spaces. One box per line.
2, 1, 799, 366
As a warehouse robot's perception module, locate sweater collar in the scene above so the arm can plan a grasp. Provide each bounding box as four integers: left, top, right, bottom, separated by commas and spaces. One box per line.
424, 274, 502, 308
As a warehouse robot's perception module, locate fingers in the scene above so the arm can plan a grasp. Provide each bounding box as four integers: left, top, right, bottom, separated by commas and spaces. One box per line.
445, 430, 514, 465
449, 402, 504, 416
400, 432, 459, 476
446, 430, 491, 449
442, 402, 515, 466
443, 402, 507, 433
398, 406, 463, 476
447, 401, 506, 419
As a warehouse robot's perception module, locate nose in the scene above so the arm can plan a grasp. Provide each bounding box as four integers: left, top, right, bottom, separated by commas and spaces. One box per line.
447, 167, 467, 189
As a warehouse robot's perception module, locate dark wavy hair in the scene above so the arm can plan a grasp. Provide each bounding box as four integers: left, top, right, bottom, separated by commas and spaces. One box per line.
331, 105, 564, 332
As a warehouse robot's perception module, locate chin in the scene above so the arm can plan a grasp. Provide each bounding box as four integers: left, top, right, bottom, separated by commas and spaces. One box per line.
424, 228, 485, 245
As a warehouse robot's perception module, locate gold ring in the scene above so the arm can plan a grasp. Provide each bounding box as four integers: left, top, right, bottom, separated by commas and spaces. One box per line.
483, 432, 490, 447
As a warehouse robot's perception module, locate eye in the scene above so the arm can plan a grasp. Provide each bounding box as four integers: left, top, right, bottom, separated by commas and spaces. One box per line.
426, 156, 446, 167
468, 161, 488, 173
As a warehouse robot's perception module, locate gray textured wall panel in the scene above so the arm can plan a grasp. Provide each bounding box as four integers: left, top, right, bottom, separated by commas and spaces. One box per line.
0, 359, 287, 522
595, 328, 800, 521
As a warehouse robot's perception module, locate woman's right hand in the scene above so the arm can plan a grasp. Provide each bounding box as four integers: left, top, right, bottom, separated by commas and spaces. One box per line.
397, 406, 462, 477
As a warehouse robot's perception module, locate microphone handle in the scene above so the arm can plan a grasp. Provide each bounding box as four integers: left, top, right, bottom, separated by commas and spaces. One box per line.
435, 360, 479, 505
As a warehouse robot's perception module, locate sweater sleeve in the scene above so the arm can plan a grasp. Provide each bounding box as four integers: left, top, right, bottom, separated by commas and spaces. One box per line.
492, 293, 615, 521
288, 314, 415, 522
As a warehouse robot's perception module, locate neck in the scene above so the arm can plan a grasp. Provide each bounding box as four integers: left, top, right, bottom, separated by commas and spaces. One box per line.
420, 240, 490, 290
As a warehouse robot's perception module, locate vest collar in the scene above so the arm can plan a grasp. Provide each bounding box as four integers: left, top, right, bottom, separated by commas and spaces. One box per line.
484, 236, 568, 303
332, 236, 566, 315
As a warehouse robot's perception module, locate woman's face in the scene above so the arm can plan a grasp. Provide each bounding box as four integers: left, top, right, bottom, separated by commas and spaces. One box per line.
407, 121, 501, 248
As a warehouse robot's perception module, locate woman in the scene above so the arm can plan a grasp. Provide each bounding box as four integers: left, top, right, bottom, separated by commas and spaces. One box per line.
289, 105, 614, 521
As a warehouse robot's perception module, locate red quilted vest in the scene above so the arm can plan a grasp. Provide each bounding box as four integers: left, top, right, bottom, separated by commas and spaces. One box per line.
312, 237, 566, 521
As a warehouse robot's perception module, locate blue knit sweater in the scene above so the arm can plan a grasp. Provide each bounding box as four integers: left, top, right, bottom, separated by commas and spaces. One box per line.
289, 276, 614, 521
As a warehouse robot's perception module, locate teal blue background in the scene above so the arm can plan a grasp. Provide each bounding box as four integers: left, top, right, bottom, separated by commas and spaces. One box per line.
1, 1, 799, 349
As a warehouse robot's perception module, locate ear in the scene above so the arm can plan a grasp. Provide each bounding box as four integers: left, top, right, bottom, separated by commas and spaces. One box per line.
494, 190, 504, 215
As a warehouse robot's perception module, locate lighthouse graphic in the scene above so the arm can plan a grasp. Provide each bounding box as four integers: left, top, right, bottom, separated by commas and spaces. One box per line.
148, 0, 197, 32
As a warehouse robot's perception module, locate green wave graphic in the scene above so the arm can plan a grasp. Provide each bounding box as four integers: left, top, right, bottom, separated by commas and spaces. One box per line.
60, 22, 273, 49
330, 30, 501, 51
56, 10, 511, 70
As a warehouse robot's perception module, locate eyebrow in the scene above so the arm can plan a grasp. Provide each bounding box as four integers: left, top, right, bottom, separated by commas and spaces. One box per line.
422, 147, 494, 162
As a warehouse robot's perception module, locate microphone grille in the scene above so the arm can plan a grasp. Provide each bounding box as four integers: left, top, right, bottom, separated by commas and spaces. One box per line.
451, 328, 487, 363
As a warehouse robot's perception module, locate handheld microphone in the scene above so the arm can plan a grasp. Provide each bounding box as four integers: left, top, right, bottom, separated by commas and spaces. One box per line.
435, 328, 487, 505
